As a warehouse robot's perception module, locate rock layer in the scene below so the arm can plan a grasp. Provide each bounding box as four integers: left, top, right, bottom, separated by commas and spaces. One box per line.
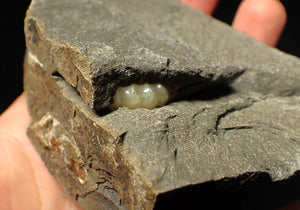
24, 0, 300, 209
25, 0, 300, 110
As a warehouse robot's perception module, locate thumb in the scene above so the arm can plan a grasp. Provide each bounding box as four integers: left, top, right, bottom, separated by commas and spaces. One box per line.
0, 93, 83, 210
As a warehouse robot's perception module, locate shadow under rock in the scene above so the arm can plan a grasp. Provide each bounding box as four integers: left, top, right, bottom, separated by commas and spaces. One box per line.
154, 171, 300, 210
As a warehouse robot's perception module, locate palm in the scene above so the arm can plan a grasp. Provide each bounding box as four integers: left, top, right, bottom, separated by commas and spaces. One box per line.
0, 94, 82, 209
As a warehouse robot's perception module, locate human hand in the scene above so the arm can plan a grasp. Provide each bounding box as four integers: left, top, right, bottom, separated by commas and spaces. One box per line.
180, 0, 287, 47
0, 93, 82, 210
0, 1, 295, 210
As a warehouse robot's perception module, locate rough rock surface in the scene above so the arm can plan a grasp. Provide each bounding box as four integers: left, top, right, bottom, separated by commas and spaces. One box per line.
25, 0, 300, 110
24, 0, 300, 209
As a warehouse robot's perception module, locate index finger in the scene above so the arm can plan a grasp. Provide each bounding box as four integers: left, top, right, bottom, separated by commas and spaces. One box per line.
179, 0, 219, 15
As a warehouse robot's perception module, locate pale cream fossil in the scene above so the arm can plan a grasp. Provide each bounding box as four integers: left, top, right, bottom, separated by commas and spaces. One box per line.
109, 83, 171, 110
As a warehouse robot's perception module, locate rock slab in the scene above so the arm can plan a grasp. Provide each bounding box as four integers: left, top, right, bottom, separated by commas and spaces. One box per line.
25, 0, 300, 110
24, 0, 300, 209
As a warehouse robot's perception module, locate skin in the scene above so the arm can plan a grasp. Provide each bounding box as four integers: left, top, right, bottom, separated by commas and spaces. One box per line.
1, 0, 298, 209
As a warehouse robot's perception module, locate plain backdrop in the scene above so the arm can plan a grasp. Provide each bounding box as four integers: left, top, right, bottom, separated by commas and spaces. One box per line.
0, 0, 299, 114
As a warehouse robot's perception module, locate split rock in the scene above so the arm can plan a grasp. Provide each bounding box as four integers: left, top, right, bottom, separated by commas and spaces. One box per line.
25, 0, 300, 110
24, 0, 300, 209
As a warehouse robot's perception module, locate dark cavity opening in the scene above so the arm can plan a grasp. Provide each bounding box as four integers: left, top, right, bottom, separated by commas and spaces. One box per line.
175, 81, 234, 102
51, 70, 62, 78
52, 69, 234, 115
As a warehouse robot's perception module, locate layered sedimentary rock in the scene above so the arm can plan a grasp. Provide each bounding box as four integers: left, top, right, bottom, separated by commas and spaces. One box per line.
25, 0, 300, 110
24, 0, 300, 209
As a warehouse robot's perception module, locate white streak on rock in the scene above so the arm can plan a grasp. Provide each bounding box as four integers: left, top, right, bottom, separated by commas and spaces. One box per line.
27, 50, 43, 67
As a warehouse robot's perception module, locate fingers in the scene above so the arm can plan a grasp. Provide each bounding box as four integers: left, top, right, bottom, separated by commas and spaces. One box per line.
179, 0, 287, 46
179, 0, 219, 15
232, 0, 287, 46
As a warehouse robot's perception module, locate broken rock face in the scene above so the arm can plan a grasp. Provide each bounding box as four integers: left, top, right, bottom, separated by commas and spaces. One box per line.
25, 0, 300, 110
24, 0, 300, 209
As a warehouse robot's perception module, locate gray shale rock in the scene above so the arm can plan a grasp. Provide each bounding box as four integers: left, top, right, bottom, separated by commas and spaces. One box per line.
25, 0, 300, 110
24, 0, 300, 209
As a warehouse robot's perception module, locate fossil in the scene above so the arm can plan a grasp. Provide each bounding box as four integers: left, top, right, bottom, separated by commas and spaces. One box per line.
109, 83, 170, 110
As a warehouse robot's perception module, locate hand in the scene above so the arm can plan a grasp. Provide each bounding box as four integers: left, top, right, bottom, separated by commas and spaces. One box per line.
0, 93, 83, 210
180, 0, 287, 47
0, 1, 294, 209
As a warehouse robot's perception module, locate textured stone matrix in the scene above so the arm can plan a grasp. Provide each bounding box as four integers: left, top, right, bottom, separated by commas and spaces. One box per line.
24, 0, 300, 209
